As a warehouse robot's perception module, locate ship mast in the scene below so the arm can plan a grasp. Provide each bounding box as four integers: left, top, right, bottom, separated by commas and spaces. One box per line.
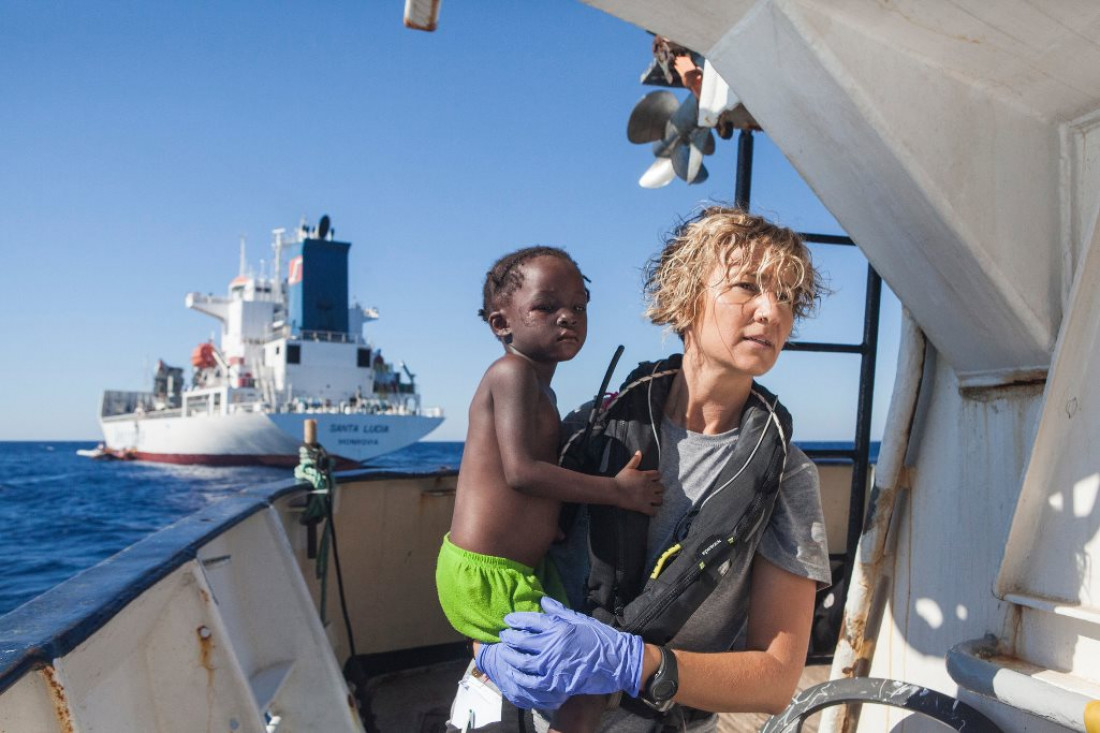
271, 227, 286, 308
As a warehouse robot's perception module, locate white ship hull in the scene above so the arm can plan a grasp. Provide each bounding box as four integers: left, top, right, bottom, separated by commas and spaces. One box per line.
100, 410, 443, 466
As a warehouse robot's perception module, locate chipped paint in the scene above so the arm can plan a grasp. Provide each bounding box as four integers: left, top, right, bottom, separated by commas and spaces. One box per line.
958, 377, 1045, 403
1000, 603, 1023, 654
824, 318, 927, 733
40, 665, 75, 733
197, 625, 215, 674
197, 625, 216, 732
948, 637, 1092, 730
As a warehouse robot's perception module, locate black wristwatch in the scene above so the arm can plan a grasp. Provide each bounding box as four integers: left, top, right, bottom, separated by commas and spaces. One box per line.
642, 645, 679, 712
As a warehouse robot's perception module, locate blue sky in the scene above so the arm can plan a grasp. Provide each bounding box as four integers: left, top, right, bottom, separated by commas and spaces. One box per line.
0, 1, 898, 443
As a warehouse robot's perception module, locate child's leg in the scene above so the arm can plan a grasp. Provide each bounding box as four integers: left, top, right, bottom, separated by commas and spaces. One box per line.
549, 694, 607, 733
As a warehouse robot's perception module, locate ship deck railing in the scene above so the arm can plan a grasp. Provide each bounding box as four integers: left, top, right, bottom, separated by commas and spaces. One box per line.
265, 325, 364, 345
100, 401, 443, 420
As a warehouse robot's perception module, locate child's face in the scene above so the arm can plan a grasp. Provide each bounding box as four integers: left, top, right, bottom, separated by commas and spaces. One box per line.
490, 256, 588, 364
688, 253, 794, 379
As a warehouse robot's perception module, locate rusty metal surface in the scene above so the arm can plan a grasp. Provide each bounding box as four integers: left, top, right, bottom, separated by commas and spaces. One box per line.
40, 666, 74, 733
824, 314, 927, 733
0, 483, 301, 697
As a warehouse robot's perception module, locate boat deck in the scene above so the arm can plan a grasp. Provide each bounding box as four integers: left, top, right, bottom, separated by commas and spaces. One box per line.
369, 658, 467, 732
717, 664, 829, 733
366, 659, 831, 732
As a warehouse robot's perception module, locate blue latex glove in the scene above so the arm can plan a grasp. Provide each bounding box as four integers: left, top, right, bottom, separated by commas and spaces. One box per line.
476, 641, 571, 710
479, 597, 645, 699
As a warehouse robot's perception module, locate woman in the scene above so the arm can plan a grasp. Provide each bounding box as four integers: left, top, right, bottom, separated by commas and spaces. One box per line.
474, 206, 832, 733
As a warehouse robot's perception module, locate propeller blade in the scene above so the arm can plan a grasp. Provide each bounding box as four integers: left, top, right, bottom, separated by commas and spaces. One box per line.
671, 139, 706, 183
666, 94, 700, 139
639, 158, 676, 189
627, 91, 680, 144
652, 136, 675, 158
690, 127, 716, 156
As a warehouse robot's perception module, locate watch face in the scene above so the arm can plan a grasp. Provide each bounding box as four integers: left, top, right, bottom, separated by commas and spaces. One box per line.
645, 646, 679, 710
652, 678, 678, 701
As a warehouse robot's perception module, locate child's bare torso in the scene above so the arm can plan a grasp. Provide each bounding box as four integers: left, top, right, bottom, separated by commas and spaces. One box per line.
449, 356, 564, 568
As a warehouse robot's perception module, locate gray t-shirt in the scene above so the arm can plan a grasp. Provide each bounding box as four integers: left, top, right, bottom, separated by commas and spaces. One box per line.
534, 410, 831, 733
588, 420, 831, 733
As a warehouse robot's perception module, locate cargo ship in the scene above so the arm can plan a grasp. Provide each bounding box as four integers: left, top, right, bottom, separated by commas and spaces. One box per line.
97, 216, 443, 466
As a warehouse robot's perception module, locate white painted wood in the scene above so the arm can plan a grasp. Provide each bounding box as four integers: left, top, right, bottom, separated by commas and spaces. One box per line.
54, 563, 269, 733
0, 503, 365, 732
862, 356, 1044, 731
249, 661, 295, 715
992, 110, 1100, 688
315, 474, 463, 658
0, 671, 69, 733
195, 509, 364, 731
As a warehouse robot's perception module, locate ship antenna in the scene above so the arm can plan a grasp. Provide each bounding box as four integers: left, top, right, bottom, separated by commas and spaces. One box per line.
239, 235, 247, 278
272, 228, 286, 309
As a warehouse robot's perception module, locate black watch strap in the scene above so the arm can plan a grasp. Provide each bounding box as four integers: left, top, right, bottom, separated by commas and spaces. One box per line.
643, 646, 679, 710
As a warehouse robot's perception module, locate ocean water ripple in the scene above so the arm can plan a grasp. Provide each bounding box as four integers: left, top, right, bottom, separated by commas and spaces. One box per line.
0, 440, 464, 617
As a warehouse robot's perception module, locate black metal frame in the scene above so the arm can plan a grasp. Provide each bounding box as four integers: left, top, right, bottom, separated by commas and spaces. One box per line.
734, 129, 882, 662
761, 678, 1002, 733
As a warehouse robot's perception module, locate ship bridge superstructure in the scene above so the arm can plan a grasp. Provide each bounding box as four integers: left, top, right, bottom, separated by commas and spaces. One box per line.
183, 223, 403, 412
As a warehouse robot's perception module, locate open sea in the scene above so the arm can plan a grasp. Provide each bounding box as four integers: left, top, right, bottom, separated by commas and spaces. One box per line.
0, 440, 465, 617
0, 439, 871, 618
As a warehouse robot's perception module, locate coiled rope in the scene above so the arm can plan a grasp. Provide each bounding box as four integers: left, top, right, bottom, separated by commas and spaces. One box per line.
294, 437, 378, 733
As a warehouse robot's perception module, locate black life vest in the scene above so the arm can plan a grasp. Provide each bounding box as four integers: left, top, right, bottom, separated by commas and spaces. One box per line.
560, 354, 792, 646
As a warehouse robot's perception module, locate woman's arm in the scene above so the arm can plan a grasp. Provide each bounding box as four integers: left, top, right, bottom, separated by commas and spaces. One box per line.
655, 556, 817, 714
478, 559, 816, 716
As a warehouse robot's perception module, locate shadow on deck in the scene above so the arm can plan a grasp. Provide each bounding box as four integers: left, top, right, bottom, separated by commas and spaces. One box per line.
366, 659, 832, 732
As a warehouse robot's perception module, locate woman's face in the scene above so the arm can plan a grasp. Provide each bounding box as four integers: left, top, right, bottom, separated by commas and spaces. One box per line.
686, 258, 795, 379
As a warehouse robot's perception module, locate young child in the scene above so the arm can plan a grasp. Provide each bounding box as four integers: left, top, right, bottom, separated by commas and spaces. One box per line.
472, 209, 830, 731
436, 246, 664, 729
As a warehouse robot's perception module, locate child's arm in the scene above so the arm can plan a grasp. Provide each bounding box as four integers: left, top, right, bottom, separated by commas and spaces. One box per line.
490, 358, 663, 514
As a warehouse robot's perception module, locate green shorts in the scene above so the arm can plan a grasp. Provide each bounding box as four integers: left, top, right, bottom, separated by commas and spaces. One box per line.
435, 533, 568, 643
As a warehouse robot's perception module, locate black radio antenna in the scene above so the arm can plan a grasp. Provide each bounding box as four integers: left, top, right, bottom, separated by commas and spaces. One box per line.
580, 344, 625, 447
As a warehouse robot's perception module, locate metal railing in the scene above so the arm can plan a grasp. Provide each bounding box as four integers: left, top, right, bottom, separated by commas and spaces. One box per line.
734, 129, 881, 663
264, 324, 360, 344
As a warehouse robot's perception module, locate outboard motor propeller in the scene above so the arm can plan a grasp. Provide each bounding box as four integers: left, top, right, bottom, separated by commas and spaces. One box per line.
627, 90, 715, 187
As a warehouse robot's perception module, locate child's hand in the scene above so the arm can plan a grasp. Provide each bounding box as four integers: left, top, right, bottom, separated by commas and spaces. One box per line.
612, 451, 664, 516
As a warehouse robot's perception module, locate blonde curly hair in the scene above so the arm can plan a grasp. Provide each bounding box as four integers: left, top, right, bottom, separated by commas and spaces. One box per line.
644, 206, 822, 335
